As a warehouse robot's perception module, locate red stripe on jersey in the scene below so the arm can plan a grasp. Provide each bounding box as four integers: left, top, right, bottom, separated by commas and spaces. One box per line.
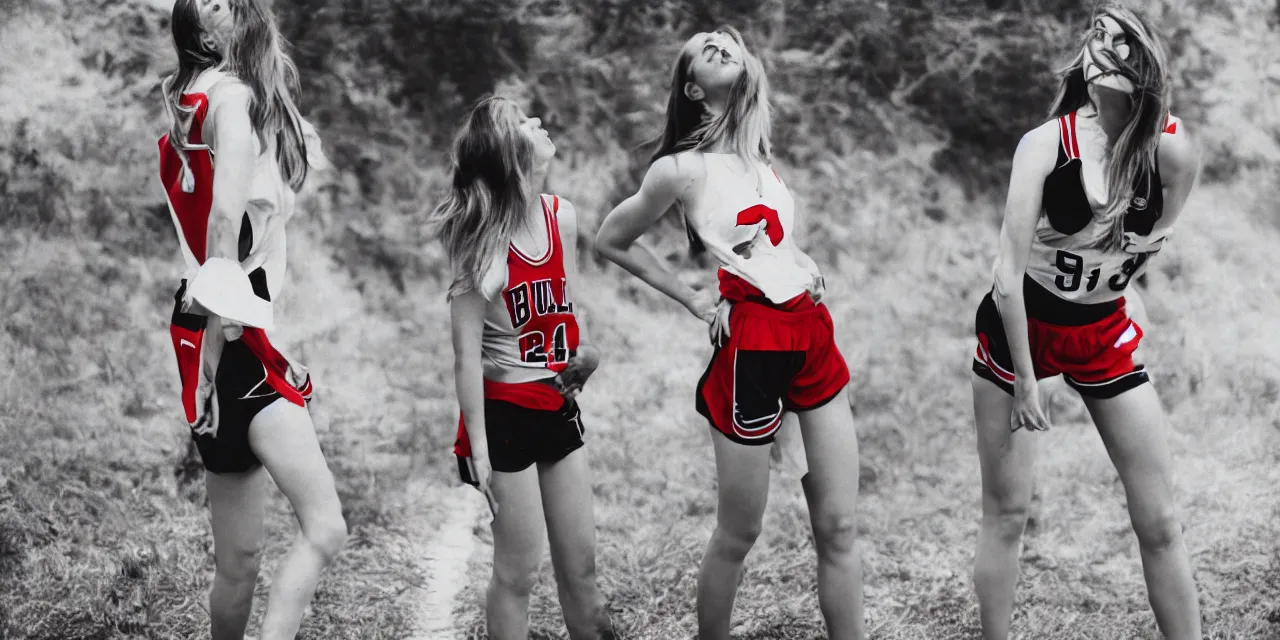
1067, 111, 1081, 159
158, 93, 214, 263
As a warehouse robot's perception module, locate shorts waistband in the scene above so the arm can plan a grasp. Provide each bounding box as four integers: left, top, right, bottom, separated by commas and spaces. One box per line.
1021, 275, 1123, 326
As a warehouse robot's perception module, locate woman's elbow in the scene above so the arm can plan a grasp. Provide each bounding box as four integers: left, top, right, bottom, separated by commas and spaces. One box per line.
594, 228, 625, 262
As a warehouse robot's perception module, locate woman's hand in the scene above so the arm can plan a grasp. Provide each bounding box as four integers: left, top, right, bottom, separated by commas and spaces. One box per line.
1011, 379, 1051, 432
554, 344, 601, 399
469, 444, 499, 518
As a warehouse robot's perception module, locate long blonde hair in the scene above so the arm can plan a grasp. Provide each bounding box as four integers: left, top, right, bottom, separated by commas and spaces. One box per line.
651, 26, 772, 255
161, 0, 311, 192
1048, 3, 1171, 250
427, 97, 537, 299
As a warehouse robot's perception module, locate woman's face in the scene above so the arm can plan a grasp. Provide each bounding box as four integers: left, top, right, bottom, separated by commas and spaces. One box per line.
197, 0, 235, 51
517, 111, 556, 165
1082, 15, 1135, 95
683, 31, 745, 100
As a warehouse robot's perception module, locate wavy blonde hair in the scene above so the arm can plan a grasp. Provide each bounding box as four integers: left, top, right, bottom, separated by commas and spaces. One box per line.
162, 0, 311, 192
427, 97, 537, 299
1048, 3, 1171, 250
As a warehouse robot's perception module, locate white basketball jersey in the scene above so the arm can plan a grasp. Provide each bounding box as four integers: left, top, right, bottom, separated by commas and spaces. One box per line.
684, 153, 814, 304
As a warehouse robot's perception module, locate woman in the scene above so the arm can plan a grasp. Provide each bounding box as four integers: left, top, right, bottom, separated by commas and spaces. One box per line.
158, 1, 347, 639
596, 28, 866, 640
969, 5, 1202, 639
429, 96, 615, 640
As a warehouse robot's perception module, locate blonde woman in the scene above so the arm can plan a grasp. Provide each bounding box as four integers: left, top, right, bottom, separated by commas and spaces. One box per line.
158, 1, 346, 638
428, 96, 615, 640
968, 4, 1202, 638
596, 27, 866, 640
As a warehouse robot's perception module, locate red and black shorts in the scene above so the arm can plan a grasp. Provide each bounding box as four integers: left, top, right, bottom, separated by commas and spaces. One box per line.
695, 289, 851, 446
972, 276, 1149, 399
454, 380, 585, 483
170, 273, 313, 475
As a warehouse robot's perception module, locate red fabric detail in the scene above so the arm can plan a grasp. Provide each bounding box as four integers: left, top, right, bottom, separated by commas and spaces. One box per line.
170, 324, 205, 424
699, 298, 849, 442
453, 380, 566, 457
717, 270, 810, 310
158, 93, 213, 264
1026, 303, 1142, 383
238, 328, 307, 407
1068, 111, 1081, 159
735, 204, 784, 246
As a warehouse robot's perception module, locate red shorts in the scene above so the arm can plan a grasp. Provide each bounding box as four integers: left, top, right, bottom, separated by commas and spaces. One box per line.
696, 291, 850, 446
972, 277, 1149, 399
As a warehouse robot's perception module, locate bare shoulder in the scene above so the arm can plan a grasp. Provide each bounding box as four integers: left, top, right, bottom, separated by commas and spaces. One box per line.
1009, 119, 1062, 176
1158, 115, 1200, 179
553, 196, 578, 235
644, 152, 703, 199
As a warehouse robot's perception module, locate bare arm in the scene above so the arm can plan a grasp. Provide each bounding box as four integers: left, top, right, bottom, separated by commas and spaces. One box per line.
596, 155, 711, 320
993, 123, 1060, 387
1152, 122, 1201, 236
206, 83, 256, 267
450, 290, 489, 453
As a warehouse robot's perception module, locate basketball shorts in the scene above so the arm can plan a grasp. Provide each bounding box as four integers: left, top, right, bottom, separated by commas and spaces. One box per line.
972, 279, 1149, 399
170, 277, 313, 475
696, 294, 851, 445
454, 380, 585, 482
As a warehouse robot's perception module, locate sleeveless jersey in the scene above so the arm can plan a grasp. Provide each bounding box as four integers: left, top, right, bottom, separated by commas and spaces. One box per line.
684, 153, 815, 305
478, 195, 580, 385
1023, 111, 1180, 305
159, 68, 308, 424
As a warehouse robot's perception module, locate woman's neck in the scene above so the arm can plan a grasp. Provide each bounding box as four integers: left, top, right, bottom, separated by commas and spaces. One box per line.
1084, 89, 1132, 141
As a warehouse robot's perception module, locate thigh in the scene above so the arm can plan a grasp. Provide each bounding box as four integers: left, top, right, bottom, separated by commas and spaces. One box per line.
247, 399, 343, 531
205, 467, 268, 565
1082, 383, 1176, 519
537, 447, 596, 576
491, 465, 548, 576
795, 388, 858, 512
971, 374, 1037, 507
709, 429, 773, 533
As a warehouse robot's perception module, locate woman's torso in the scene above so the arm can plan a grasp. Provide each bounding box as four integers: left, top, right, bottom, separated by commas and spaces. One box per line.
479, 194, 581, 384
1021, 110, 1177, 307
682, 152, 814, 305
160, 67, 296, 301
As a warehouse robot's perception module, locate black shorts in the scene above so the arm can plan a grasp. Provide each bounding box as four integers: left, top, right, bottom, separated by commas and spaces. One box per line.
457, 398, 586, 483
192, 338, 286, 475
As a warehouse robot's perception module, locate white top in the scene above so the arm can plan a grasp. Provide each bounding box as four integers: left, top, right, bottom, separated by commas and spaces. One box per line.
683, 153, 815, 304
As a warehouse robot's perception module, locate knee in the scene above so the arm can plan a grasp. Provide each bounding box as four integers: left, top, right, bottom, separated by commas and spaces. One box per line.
984, 501, 1030, 545
305, 514, 349, 564
813, 512, 858, 557
493, 556, 541, 598
712, 519, 763, 561
214, 543, 261, 585
557, 554, 600, 596
1132, 509, 1183, 551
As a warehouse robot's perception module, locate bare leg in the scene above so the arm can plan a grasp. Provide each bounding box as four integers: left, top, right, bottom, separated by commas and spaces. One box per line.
1083, 383, 1201, 640
486, 465, 548, 640
795, 389, 865, 640
539, 448, 613, 639
248, 400, 349, 640
206, 468, 267, 640
697, 430, 772, 640
971, 374, 1038, 640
